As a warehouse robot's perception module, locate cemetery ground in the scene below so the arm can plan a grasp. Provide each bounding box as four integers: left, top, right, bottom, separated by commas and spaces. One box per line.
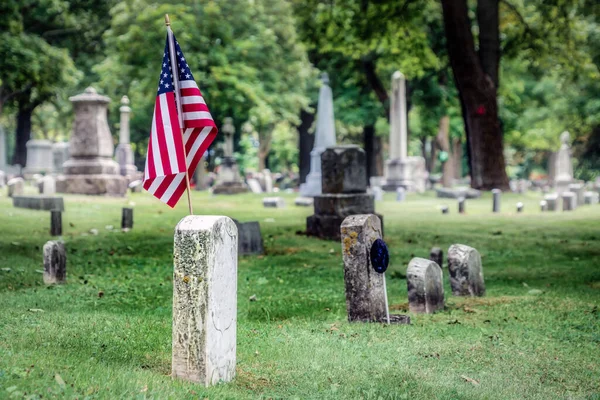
0, 191, 599, 399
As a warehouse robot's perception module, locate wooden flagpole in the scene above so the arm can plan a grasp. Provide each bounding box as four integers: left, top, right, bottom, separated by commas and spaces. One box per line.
165, 14, 194, 215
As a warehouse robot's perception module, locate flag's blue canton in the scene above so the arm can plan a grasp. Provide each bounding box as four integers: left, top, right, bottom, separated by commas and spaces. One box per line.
157, 38, 174, 96
173, 36, 195, 82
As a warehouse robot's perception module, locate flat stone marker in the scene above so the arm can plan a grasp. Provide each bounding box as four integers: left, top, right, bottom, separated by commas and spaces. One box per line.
13, 196, 65, 212
341, 214, 409, 324
584, 191, 599, 205
50, 210, 62, 236
516, 202, 524, 213
173, 216, 237, 386
562, 192, 576, 211
294, 197, 313, 207
7, 177, 24, 197
234, 220, 264, 255
441, 205, 449, 214
407, 257, 444, 314
43, 241, 66, 284
540, 200, 548, 212
544, 194, 559, 211
447, 244, 485, 296
492, 189, 501, 213
458, 197, 465, 214
122, 208, 133, 231
430, 247, 443, 268
262, 197, 285, 208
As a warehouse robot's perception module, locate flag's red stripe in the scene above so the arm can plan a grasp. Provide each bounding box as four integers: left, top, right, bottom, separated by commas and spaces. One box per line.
154, 174, 174, 200
181, 88, 202, 97
154, 95, 172, 176
167, 180, 187, 208
184, 119, 217, 128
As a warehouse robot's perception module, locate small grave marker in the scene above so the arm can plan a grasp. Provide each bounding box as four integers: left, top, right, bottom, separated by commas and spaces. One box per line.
43, 241, 66, 285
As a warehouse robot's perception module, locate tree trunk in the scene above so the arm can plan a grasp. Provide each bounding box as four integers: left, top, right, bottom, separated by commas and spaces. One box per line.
436, 116, 453, 188
298, 109, 315, 184
422, 137, 437, 174
258, 127, 273, 172
452, 137, 463, 179
363, 124, 385, 179
441, 0, 509, 190
14, 102, 34, 167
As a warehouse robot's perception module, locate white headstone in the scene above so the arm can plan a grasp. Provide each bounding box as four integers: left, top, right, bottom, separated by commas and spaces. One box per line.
247, 178, 263, 193
39, 175, 56, 195
172, 216, 237, 386
300, 73, 336, 197
263, 169, 273, 193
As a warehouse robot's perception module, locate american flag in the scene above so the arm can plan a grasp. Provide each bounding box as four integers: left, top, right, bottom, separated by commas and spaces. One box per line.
143, 34, 217, 208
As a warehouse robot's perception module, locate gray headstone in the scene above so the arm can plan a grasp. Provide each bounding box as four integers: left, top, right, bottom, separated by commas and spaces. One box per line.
562, 192, 576, 211
436, 187, 481, 199
122, 208, 133, 230
294, 197, 314, 207
540, 200, 548, 212
262, 197, 285, 208
129, 179, 142, 193
340, 214, 388, 322
568, 183, 585, 206
371, 186, 384, 201
544, 194, 559, 211
39, 175, 56, 195
50, 210, 62, 236
458, 197, 465, 214
492, 189, 501, 213
407, 257, 444, 314
43, 241, 66, 285
247, 178, 263, 194
7, 177, 24, 197
321, 145, 367, 194
430, 247, 443, 268
584, 191, 599, 205
447, 244, 485, 296
234, 220, 264, 255
172, 216, 237, 386
13, 196, 64, 211
396, 187, 406, 202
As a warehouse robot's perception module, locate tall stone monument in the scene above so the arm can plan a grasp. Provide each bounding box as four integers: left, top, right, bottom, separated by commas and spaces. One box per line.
24, 139, 54, 175
383, 71, 427, 193
114, 95, 138, 180
56, 87, 127, 196
306, 145, 381, 241
300, 73, 336, 197
554, 131, 574, 194
212, 117, 248, 194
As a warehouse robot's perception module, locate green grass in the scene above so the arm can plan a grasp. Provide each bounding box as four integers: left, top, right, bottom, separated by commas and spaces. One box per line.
0, 186, 599, 399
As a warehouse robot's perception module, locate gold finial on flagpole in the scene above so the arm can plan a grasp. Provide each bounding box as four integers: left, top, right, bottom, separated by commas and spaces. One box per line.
165, 14, 171, 27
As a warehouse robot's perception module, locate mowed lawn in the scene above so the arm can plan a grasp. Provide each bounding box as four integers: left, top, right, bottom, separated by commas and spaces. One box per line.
0, 187, 599, 399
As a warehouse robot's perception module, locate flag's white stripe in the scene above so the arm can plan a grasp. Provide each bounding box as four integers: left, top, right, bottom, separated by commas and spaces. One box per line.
181, 96, 205, 105
186, 127, 212, 165
159, 94, 181, 173
184, 111, 212, 120
180, 80, 199, 89
160, 173, 185, 203
183, 128, 194, 143
150, 103, 164, 177
148, 175, 165, 194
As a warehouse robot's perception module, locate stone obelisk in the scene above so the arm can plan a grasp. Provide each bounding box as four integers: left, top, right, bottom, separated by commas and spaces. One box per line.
300, 73, 336, 197
115, 95, 138, 180
56, 87, 127, 196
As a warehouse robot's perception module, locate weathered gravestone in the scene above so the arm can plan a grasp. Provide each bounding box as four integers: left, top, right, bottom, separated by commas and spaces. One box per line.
122, 208, 133, 231
246, 179, 263, 194
7, 177, 24, 197
540, 200, 548, 212
340, 214, 409, 324
458, 197, 465, 214
294, 197, 313, 207
406, 257, 444, 314
562, 192, 576, 211
584, 191, 599, 205
396, 187, 406, 202
13, 196, 64, 211
262, 197, 285, 208
436, 187, 481, 199
43, 241, 66, 284
233, 220, 264, 255
172, 216, 237, 386
307, 145, 382, 241
114, 95, 138, 179
544, 194, 559, 211
38, 175, 56, 195
568, 183, 585, 206
492, 189, 501, 213
24, 140, 54, 175
50, 210, 62, 236
447, 244, 485, 296
430, 247, 443, 268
